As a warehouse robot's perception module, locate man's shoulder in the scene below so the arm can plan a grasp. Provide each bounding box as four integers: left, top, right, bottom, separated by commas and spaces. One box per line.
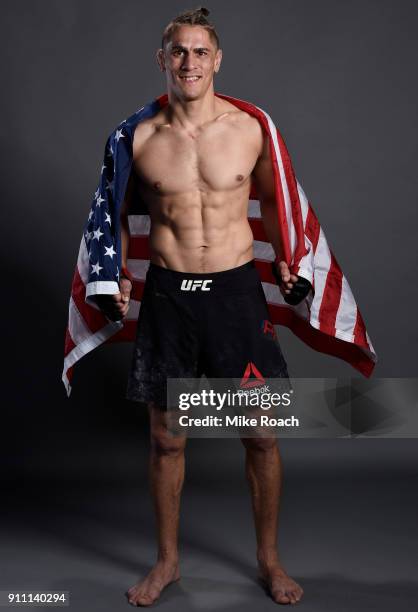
131, 108, 167, 151
109, 100, 165, 137
235, 106, 266, 153
219, 97, 273, 161
216, 98, 264, 135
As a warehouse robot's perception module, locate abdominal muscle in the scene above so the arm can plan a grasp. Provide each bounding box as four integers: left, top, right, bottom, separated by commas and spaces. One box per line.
147, 191, 255, 273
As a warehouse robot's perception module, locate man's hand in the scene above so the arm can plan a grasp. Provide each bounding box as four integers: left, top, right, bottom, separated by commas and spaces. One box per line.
275, 261, 298, 297
95, 278, 132, 321
272, 260, 313, 305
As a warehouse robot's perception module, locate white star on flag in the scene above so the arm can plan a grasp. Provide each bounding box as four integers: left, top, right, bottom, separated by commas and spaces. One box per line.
104, 245, 116, 258
115, 129, 125, 142
91, 262, 103, 275
105, 212, 111, 225
94, 187, 100, 199
96, 195, 105, 207
93, 227, 104, 241
88, 210, 94, 221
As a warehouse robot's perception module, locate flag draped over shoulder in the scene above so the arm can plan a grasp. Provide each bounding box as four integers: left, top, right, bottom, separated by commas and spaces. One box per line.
62, 92, 377, 397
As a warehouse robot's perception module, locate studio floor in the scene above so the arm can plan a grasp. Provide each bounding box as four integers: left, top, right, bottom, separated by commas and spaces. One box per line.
2, 426, 418, 611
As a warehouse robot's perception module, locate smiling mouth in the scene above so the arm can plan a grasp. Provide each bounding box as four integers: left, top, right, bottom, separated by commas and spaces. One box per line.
179, 76, 202, 82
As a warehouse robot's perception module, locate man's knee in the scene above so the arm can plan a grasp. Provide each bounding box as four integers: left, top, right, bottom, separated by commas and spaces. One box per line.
151, 429, 187, 456
149, 403, 187, 456
240, 435, 278, 453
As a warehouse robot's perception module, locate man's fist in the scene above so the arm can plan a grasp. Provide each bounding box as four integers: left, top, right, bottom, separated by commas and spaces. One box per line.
271, 260, 312, 305
95, 277, 132, 321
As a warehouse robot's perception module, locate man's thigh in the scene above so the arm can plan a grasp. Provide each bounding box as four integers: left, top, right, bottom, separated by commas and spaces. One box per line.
125, 274, 200, 409
200, 282, 291, 382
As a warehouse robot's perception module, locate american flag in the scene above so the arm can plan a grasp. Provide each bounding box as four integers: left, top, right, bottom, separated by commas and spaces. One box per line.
62, 92, 377, 397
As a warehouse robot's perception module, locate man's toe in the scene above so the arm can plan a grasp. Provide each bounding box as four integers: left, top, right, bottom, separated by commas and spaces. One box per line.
272, 588, 290, 604
291, 585, 303, 603
135, 592, 154, 606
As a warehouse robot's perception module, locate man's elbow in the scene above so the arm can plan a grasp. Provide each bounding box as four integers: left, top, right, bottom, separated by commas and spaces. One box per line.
259, 197, 278, 213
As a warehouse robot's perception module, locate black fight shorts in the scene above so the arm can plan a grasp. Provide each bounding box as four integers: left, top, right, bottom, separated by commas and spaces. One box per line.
125, 259, 291, 408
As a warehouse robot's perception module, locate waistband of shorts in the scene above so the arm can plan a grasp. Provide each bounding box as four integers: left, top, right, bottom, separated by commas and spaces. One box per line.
146, 259, 260, 293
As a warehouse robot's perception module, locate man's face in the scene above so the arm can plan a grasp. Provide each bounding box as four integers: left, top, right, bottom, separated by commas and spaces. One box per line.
157, 25, 222, 100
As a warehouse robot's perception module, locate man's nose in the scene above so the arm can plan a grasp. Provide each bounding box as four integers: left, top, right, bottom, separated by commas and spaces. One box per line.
181, 53, 197, 70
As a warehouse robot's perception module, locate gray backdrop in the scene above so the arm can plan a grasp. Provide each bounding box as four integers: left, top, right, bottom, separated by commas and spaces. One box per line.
1, 1, 417, 610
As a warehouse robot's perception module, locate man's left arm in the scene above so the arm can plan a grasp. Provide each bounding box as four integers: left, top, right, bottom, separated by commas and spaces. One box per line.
251, 124, 299, 299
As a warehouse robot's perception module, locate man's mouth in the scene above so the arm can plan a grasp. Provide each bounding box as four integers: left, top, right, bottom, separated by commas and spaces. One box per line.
179, 76, 202, 82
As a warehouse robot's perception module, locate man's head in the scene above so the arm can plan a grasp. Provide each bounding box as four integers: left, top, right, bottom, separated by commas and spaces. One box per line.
157, 7, 222, 100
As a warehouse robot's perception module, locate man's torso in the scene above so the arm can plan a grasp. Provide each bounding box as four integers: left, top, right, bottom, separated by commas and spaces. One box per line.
129, 98, 264, 272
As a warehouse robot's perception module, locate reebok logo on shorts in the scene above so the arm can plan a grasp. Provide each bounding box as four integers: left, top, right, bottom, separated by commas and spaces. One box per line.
181, 279, 213, 291
240, 361, 266, 388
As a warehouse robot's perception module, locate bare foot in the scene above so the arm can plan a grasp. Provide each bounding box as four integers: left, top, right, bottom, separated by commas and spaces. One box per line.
258, 561, 303, 605
126, 559, 180, 606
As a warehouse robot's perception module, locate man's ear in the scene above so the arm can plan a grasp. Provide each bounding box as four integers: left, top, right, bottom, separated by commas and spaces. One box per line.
156, 48, 165, 72
214, 48, 222, 73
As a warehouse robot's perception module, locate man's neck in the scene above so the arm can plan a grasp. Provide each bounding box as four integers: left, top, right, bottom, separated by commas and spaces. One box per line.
165, 87, 220, 129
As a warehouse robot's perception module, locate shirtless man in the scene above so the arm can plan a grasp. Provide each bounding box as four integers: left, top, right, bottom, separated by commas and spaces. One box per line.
97, 7, 304, 607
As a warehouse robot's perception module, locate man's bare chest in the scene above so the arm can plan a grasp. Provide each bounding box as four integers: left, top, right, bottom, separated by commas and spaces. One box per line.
132, 120, 259, 194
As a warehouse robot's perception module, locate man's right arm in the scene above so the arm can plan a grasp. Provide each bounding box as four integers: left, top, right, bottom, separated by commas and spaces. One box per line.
95, 171, 135, 321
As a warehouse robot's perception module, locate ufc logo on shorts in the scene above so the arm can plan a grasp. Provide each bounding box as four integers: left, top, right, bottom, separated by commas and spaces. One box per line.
180, 279, 212, 291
